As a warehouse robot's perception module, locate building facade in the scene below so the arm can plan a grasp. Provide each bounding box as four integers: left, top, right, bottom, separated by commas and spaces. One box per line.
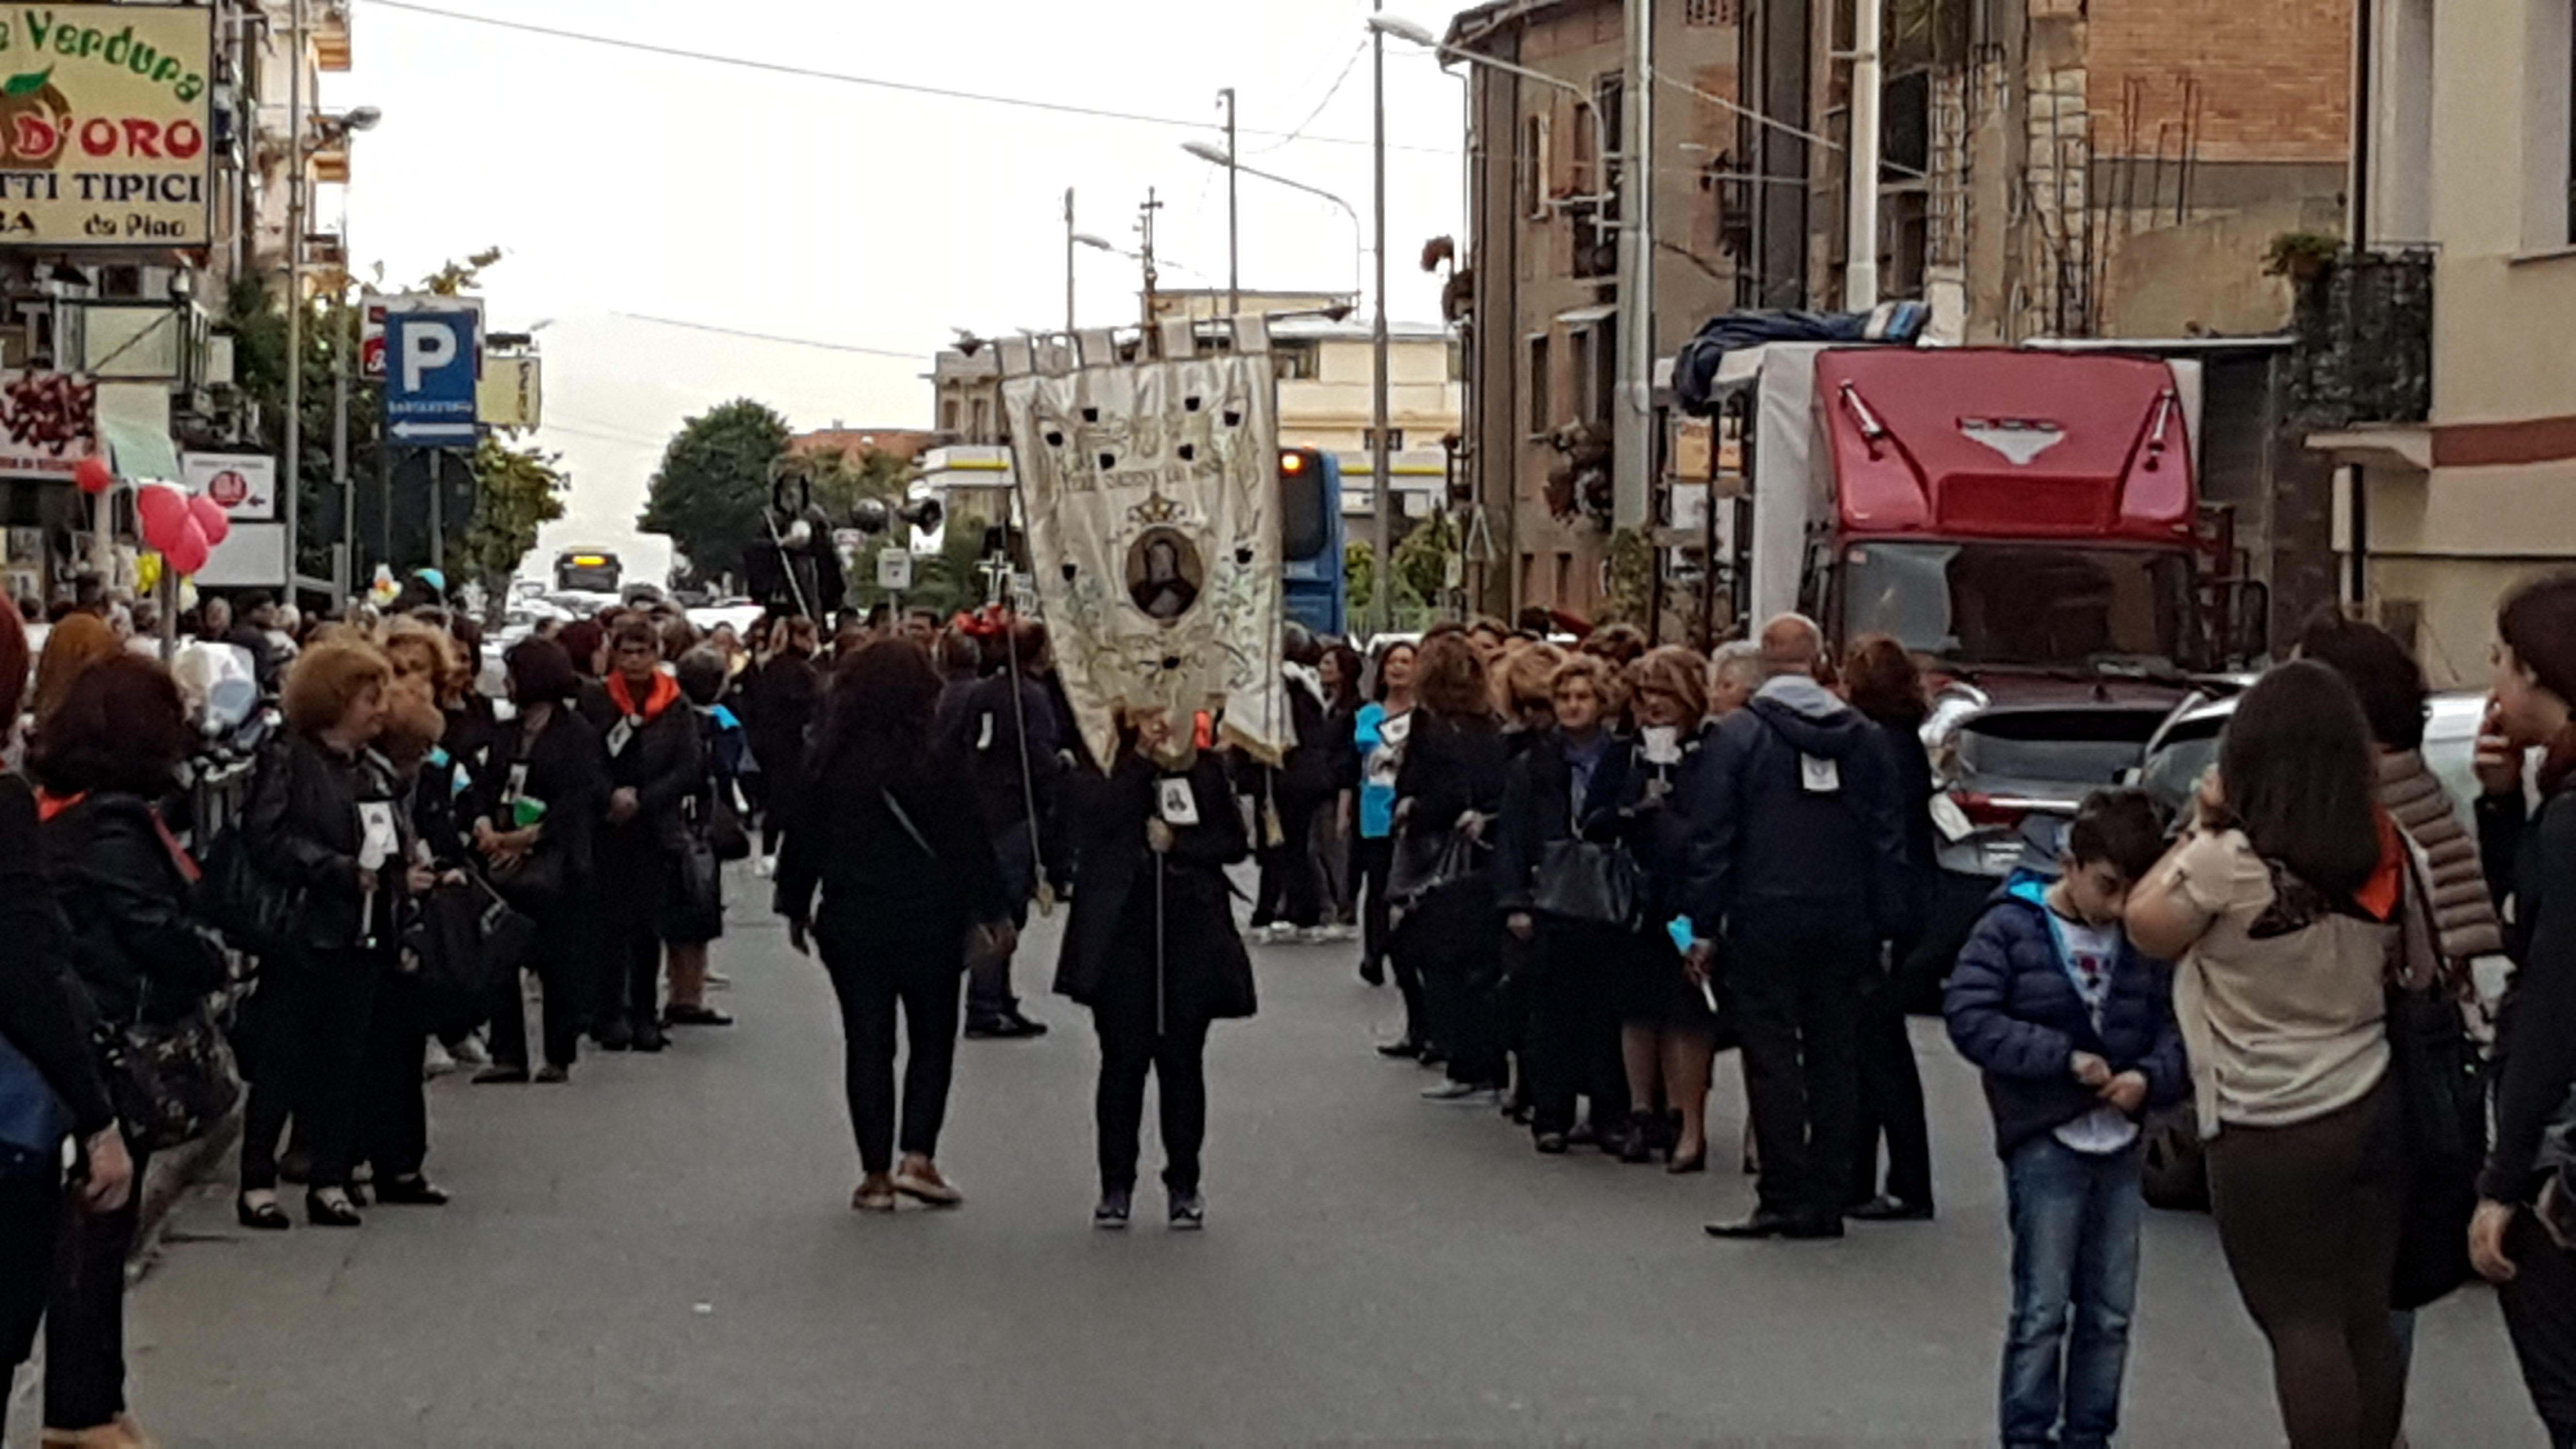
1449, 0, 1746, 622
2308, 0, 2576, 685
0, 0, 354, 610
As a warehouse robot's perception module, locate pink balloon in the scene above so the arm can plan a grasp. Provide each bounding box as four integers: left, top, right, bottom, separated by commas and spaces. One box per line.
187, 493, 230, 547
135, 483, 189, 551
162, 517, 210, 577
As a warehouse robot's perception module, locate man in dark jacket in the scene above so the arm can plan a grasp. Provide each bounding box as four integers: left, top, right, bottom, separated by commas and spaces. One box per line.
1685, 614, 1911, 1240
949, 623, 1059, 1040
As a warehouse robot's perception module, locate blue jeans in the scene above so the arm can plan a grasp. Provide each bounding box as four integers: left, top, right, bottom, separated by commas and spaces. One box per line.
2000, 1135, 2144, 1449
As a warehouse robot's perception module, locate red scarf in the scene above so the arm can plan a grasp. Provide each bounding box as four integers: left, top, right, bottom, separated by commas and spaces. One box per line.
37, 789, 199, 883
607, 669, 681, 724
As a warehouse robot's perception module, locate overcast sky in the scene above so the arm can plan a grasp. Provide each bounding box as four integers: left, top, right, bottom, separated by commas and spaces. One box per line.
329, 0, 1468, 582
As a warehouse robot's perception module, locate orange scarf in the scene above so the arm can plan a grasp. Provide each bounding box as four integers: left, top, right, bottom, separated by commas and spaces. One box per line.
607, 669, 681, 724
2355, 805, 2405, 923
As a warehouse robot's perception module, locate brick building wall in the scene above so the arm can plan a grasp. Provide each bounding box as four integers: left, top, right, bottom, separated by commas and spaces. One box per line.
2086, 0, 2351, 165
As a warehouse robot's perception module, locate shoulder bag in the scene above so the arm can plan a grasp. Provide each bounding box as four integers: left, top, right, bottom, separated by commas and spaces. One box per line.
2382, 844, 2489, 1309
96, 994, 240, 1155
1532, 776, 1644, 931
200, 827, 306, 961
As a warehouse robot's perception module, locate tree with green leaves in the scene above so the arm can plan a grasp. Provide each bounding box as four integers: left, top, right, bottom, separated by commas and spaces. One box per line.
637, 399, 793, 585
1345, 515, 1462, 632
460, 437, 568, 605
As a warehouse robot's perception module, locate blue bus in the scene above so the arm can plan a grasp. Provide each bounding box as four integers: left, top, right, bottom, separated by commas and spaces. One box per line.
1279, 446, 1346, 637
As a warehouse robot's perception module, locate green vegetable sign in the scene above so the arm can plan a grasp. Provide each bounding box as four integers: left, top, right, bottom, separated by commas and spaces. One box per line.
0, 5, 213, 246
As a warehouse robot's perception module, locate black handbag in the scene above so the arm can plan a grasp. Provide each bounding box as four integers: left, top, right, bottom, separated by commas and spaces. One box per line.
1531, 837, 1644, 931
200, 830, 305, 960
2139, 1103, 2210, 1213
97, 1002, 240, 1155
486, 846, 570, 913
2386, 982, 2488, 1309
659, 834, 725, 944
706, 789, 752, 864
416, 879, 539, 1037
1389, 823, 1481, 905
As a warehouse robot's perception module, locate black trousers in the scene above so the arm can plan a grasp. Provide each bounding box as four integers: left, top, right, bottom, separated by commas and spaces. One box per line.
966, 830, 1034, 1028
1422, 955, 1504, 1088
1730, 909, 1869, 1226
0, 1170, 57, 1376
1851, 964, 1934, 1209
822, 931, 965, 1175
1253, 791, 1325, 930
2503, 1209, 2576, 1444
1091, 950, 1214, 1194
241, 956, 380, 1192
358, 969, 430, 1181
44, 1142, 146, 1432
488, 904, 587, 1070
1526, 926, 1632, 1136
592, 832, 668, 1029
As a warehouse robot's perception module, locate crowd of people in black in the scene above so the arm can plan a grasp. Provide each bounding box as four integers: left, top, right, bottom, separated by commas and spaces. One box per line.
4, 566, 2576, 1449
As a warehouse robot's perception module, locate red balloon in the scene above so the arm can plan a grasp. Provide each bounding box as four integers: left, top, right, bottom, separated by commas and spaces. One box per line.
136, 483, 188, 550
73, 456, 112, 495
187, 493, 230, 547
162, 517, 210, 577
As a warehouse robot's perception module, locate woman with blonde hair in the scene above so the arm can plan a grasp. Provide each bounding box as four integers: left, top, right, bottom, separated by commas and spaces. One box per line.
1618, 646, 1726, 1168
236, 637, 426, 1229
1493, 652, 1646, 1153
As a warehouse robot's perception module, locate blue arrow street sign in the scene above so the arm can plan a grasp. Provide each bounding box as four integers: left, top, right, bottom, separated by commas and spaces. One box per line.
385, 310, 479, 445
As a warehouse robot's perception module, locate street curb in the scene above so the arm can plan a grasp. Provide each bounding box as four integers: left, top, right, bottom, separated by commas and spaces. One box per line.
129, 1104, 243, 1280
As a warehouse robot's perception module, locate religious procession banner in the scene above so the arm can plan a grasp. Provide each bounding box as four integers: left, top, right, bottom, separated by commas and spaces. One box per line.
999, 318, 1288, 770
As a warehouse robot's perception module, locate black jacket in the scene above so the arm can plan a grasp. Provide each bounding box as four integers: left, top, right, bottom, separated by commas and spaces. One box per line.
1053, 751, 1256, 1023
774, 749, 1011, 951
742, 653, 820, 783
1395, 712, 1510, 832
947, 672, 1063, 835
2475, 781, 2576, 1204
470, 703, 608, 889
42, 792, 230, 1026
580, 683, 704, 849
241, 729, 413, 954
1636, 723, 1717, 925
0, 774, 115, 1138
1679, 678, 1912, 937
1492, 728, 1648, 916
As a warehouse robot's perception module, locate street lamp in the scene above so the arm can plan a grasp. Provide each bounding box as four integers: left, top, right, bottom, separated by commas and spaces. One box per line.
1178, 142, 1366, 300
1367, 15, 1613, 205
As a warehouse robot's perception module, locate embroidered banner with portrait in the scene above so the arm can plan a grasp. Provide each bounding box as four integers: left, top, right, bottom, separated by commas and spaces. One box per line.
998, 319, 1288, 769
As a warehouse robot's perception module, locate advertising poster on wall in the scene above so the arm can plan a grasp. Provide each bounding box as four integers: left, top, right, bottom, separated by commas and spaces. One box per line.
0, 5, 216, 247
0, 369, 97, 477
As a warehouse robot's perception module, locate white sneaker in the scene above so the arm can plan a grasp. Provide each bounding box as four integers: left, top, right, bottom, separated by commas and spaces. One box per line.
451, 1034, 492, 1068
423, 1040, 457, 1080
755, 855, 777, 879
1296, 926, 1332, 946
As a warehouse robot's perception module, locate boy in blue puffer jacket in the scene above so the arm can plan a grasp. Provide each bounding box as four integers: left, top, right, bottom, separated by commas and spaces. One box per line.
1945, 788, 2186, 1449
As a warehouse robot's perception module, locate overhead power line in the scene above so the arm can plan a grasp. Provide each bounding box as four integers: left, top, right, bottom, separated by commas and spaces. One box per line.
361, 1, 1460, 157
609, 312, 928, 359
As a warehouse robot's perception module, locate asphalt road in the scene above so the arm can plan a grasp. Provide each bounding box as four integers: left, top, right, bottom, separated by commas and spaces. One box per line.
26, 888, 2549, 1447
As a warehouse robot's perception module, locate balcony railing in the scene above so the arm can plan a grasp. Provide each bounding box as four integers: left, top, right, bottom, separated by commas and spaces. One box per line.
2288, 248, 2433, 429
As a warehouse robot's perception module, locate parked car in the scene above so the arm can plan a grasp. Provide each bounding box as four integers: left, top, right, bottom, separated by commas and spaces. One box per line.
2138, 687, 2515, 1014
2136, 688, 2495, 835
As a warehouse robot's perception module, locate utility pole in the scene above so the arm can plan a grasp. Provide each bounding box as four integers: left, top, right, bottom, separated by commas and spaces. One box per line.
1221, 87, 1240, 316
1612, 0, 1655, 529
1063, 186, 1077, 333
1138, 189, 1163, 335
1847, 0, 1884, 309
284, 0, 306, 604
1368, 0, 1394, 635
